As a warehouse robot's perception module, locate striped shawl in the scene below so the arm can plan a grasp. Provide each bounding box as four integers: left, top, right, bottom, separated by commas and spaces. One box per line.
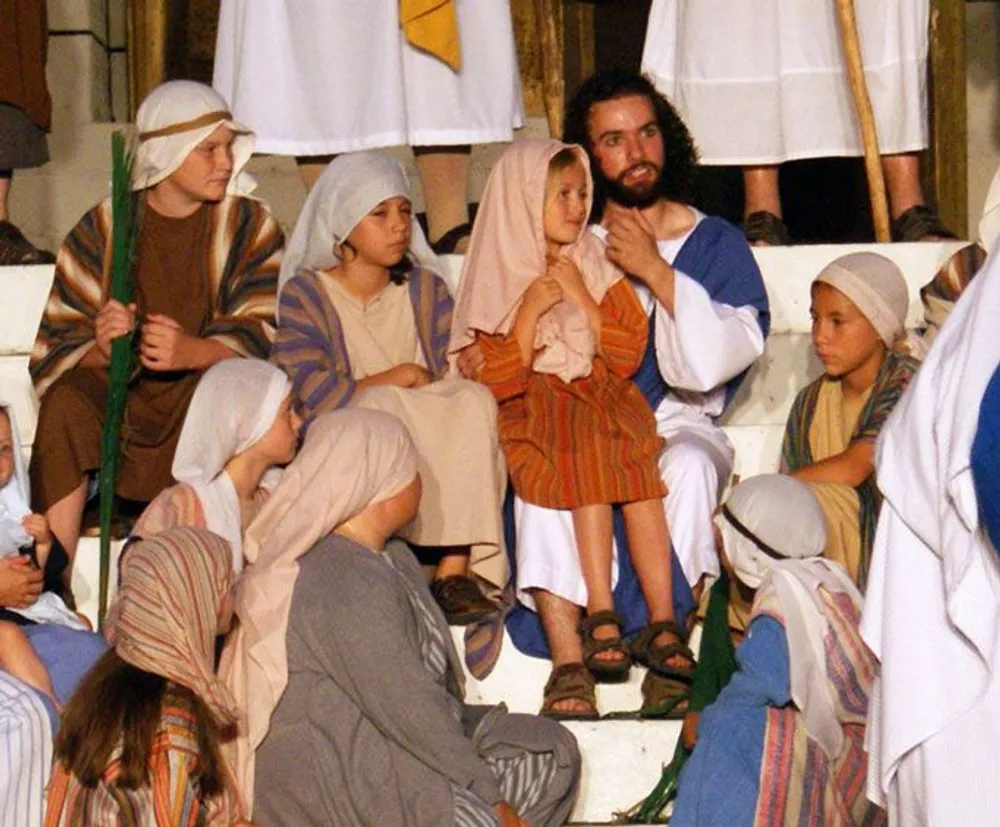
753, 589, 884, 827
780, 350, 918, 588
272, 266, 452, 427
30, 195, 283, 396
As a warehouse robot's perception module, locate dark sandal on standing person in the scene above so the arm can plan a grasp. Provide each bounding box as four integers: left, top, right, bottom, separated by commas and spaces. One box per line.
541, 662, 600, 721
579, 609, 631, 682
743, 210, 791, 246
429, 574, 496, 625
430, 222, 472, 255
891, 204, 957, 242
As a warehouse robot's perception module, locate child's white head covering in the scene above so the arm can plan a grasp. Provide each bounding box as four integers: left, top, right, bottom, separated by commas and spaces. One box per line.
0, 402, 32, 556
717, 474, 862, 758
132, 80, 256, 196
171, 359, 292, 573
813, 252, 910, 347
277, 151, 441, 304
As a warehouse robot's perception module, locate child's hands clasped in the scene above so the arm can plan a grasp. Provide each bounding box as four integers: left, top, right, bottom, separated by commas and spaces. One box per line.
522, 274, 563, 321
546, 257, 589, 308
22, 513, 53, 570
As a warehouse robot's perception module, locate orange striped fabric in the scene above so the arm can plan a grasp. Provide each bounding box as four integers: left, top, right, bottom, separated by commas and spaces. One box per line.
479, 280, 665, 509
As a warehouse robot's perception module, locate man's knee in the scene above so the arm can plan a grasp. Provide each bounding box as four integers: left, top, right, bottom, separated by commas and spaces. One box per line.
662, 439, 724, 493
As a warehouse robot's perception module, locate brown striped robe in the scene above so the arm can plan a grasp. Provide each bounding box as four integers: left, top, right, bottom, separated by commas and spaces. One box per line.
478, 280, 664, 509
29, 195, 282, 509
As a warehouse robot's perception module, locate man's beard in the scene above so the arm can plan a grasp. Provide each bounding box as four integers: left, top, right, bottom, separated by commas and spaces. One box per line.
593, 161, 663, 209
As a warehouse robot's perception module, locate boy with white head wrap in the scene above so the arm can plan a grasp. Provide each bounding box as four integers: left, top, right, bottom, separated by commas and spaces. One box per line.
781, 252, 919, 590
671, 474, 883, 827
29, 80, 284, 564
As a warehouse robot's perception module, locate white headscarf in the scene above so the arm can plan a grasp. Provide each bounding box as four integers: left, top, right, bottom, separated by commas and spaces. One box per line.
0, 403, 32, 556
718, 474, 862, 758
813, 252, 910, 347
132, 80, 256, 196
172, 359, 291, 573
276, 151, 441, 306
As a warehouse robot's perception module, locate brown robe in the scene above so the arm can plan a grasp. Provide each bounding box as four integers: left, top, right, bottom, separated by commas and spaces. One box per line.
30, 196, 282, 509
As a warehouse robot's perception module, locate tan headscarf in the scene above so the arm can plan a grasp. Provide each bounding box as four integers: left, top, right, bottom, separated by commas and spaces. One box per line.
220, 408, 419, 808
718, 475, 862, 759
813, 252, 910, 347
132, 80, 256, 195
449, 139, 623, 382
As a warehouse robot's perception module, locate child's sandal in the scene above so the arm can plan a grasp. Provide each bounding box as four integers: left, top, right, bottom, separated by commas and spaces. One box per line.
579, 609, 631, 682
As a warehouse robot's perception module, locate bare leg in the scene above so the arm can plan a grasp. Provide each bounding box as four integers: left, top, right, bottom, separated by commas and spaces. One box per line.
46, 479, 87, 562
742, 164, 782, 219
435, 550, 470, 578
0, 173, 10, 221
295, 155, 336, 192
413, 146, 471, 251
534, 589, 590, 715
572, 504, 625, 665
622, 498, 688, 667
881, 152, 925, 220
0, 623, 60, 708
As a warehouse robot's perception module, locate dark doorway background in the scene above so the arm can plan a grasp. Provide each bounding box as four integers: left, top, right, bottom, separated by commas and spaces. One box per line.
592, 0, 878, 243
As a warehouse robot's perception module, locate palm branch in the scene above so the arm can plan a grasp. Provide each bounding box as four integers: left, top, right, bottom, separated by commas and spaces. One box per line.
97, 131, 140, 628
622, 572, 738, 823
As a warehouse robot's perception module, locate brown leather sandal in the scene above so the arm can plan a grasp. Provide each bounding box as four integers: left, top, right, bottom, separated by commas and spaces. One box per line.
541, 663, 599, 721
579, 609, 631, 682
630, 620, 696, 682
743, 210, 791, 246
639, 670, 690, 719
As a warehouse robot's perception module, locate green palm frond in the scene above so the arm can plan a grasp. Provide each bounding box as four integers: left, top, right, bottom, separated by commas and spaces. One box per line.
98, 130, 140, 628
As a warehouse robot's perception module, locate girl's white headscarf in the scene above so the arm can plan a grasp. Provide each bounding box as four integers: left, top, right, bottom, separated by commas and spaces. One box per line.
171, 359, 291, 573
220, 408, 419, 809
0, 403, 31, 555
276, 151, 441, 309
717, 474, 862, 758
132, 80, 256, 196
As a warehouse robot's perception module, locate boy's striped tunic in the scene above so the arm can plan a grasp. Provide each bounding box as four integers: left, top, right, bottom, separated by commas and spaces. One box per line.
29, 195, 282, 510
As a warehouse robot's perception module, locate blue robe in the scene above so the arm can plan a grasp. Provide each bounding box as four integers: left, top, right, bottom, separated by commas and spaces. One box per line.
505, 216, 770, 657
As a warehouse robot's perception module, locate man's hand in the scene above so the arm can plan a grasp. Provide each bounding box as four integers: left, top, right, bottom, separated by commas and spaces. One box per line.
455, 343, 485, 379
0, 556, 43, 608
94, 300, 137, 360
140, 314, 202, 372
493, 801, 528, 827
604, 205, 670, 285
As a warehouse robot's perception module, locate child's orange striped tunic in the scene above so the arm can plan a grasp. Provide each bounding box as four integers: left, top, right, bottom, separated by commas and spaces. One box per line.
478, 280, 665, 509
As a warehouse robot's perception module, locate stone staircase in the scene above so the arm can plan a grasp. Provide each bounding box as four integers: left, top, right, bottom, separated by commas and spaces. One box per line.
2, 238, 964, 823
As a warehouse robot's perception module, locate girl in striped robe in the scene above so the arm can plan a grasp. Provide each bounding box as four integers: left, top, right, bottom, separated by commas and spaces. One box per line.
781, 252, 919, 590
451, 140, 689, 710
672, 474, 885, 827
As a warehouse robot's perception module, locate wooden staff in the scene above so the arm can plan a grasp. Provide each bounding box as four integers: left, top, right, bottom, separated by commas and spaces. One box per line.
835, 0, 891, 242
535, 0, 565, 139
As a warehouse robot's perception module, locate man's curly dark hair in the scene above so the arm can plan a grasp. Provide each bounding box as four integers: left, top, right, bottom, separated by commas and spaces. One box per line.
563, 69, 700, 221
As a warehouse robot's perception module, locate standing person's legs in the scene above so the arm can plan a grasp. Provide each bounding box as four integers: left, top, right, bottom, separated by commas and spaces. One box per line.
742, 164, 790, 246
413, 146, 472, 252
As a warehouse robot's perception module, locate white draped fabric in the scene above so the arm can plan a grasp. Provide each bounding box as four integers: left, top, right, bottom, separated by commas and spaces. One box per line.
516, 219, 765, 605
213, 0, 523, 156
861, 244, 1000, 825
641, 0, 929, 165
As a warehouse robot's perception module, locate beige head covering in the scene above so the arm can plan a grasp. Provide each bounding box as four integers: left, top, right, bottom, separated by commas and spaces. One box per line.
276, 151, 440, 305
172, 359, 292, 573
718, 474, 862, 759
813, 252, 909, 347
220, 408, 419, 808
132, 80, 256, 195
449, 139, 623, 382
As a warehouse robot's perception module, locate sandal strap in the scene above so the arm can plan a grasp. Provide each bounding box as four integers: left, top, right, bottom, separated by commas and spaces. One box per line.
743, 210, 791, 246
891, 204, 957, 242
579, 609, 624, 639
430, 221, 472, 255
632, 619, 684, 650
543, 663, 596, 707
